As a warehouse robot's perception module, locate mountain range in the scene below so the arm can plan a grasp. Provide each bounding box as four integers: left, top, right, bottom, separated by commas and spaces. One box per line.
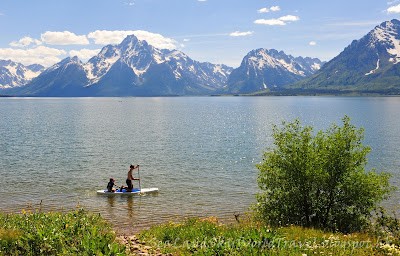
5, 19, 400, 96
0, 34, 325, 96
288, 19, 400, 93
8, 35, 234, 96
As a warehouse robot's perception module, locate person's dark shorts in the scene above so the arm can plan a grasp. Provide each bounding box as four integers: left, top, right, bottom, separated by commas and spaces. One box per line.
126, 179, 133, 189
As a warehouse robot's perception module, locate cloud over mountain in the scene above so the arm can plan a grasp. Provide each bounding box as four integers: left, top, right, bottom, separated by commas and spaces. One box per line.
69, 49, 102, 60
87, 30, 177, 49
0, 29, 180, 67
9, 37, 42, 47
41, 31, 90, 45
0, 46, 66, 66
387, 4, 400, 13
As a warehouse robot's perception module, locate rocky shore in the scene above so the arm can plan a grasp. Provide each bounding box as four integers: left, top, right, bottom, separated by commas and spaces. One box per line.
117, 235, 172, 256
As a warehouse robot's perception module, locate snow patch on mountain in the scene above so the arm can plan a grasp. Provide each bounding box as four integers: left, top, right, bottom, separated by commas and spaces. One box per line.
311, 63, 321, 71
84, 48, 121, 85
24, 70, 42, 80
213, 65, 229, 78
365, 57, 380, 76
131, 63, 150, 76
0, 60, 44, 89
370, 20, 400, 63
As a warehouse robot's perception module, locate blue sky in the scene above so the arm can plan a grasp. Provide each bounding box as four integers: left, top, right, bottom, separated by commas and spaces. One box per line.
0, 0, 399, 67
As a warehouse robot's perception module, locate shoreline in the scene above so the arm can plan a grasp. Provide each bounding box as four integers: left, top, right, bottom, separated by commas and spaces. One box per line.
1, 209, 399, 255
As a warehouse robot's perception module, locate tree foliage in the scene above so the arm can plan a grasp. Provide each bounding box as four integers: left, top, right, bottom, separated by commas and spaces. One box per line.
254, 116, 395, 233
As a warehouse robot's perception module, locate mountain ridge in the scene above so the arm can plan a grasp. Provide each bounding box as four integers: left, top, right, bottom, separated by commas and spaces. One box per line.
288, 19, 400, 92
224, 48, 325, 94
0, 60, 45, 89
12, 35, 234, 96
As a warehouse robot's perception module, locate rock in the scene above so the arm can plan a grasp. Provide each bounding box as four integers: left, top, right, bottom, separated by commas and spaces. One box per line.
116, 233, 172, 256
131, 244, 141, 251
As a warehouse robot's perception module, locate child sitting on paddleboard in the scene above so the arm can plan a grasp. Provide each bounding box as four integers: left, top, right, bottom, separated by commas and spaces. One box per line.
107, 178, 123, 192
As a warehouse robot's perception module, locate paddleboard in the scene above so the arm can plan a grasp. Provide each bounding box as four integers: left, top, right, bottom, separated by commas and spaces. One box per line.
97, 188, 159, 195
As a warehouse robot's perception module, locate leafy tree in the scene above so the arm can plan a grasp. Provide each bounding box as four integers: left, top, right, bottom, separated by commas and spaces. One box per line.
254, 116, 395, 233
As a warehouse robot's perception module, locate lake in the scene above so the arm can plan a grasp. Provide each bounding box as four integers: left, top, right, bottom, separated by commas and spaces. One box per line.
1, 96, 400, 233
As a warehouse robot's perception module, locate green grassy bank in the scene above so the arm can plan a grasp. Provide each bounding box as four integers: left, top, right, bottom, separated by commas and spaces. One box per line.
1, 209, 400, 255
0, 207, 126, 256
139, 214, 400, 256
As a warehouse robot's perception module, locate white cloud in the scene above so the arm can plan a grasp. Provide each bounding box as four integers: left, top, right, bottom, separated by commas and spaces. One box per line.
387, 4, 400, 13
254, 15, 300, 26
198, 0, 207, 2
41, 31, 90, 45
328, 21, 380, 26
9, 37, 42, 47
36, 56, 63, 66
69, 48, 101, 60
87, 30, 131, 45
0, 46, 66, 66
254, 18, 286, 26
229, 31, 254, 37
87, 30, 178, 49
258, 6, 280, 13
278, 15, 300, 21
388, 0, 400, 5
258, 8, 269, 13
270, 6, 280, 11
133, 30, 177, 49
183, 39, 190, 42
309, 41, 317, 46
124, 2, 134, 6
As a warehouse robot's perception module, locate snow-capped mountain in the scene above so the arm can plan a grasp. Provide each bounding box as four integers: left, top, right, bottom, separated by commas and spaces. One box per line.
16, 35, 233, 96
0, 60, 44, 89
292, 19, 400, 91
225, 49, 325, 94
16, 56, 90, 97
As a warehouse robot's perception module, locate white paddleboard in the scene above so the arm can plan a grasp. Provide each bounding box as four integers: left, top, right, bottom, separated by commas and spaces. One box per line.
97, 188, 159, 195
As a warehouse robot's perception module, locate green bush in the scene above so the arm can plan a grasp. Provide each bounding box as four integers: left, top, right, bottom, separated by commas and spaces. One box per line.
0, 208, 126, 255
254, 116, 395, 233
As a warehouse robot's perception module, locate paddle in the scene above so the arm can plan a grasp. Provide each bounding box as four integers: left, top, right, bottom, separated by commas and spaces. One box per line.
137, 165, 141, 193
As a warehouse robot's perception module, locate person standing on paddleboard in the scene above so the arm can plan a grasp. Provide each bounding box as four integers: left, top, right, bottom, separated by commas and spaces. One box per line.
126, 164, 140, 192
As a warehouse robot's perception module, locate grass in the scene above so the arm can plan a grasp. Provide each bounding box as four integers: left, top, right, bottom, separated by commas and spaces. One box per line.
138, 214, 400, 255
2, 206, 400, 255
0, 204, 126, 256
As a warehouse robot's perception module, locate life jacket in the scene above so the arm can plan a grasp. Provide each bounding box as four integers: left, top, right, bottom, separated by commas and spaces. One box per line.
107, 181, 114, 190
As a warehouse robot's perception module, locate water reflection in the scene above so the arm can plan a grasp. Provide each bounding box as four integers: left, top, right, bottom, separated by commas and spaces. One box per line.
127, 197, 135, 219
107, 196, 116, 208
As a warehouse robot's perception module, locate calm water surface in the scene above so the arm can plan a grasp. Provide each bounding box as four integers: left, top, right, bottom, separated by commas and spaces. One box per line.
1, 96, 400, 233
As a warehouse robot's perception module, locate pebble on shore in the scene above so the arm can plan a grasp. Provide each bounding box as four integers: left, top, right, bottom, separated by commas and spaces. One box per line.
117, 235, 173, 256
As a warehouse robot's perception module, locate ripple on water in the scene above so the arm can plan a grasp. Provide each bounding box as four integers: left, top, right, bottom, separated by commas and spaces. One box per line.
2, 96, 400, 232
